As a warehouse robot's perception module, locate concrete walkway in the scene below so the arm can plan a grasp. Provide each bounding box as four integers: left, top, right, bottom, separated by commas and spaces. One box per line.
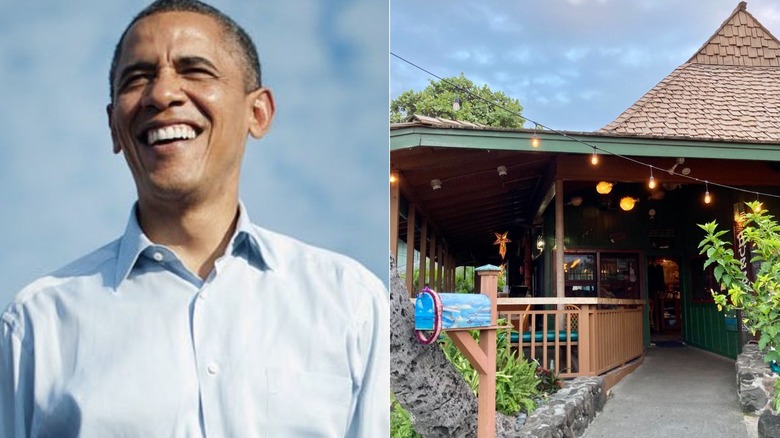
583, 345, 754, 438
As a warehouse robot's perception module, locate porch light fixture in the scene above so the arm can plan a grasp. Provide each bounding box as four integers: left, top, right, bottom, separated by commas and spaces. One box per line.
452, 96, 462, 111
390, 174, 397, 184
648, 167, 656, 189
596, 181, 613, 194
704, 182, 711, 204
497, 165, 508, 177
619, 196, 638, 211
430, 179, 442, 190
531, 124, 541, 148
591, 147, 598, 165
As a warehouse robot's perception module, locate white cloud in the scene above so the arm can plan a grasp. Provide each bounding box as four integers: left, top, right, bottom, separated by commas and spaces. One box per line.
565, 47, 590, 62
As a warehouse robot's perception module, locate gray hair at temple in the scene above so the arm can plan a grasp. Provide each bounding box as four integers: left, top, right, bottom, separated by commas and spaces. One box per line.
108, 0, 262, 101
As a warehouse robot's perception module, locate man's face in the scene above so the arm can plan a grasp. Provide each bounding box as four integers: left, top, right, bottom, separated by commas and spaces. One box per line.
108, 11, 273, 205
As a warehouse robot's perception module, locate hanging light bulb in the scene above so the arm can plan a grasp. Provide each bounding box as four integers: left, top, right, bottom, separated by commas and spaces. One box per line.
452, 96, 462, 111
704, 182, 711, 204
591, 148, 598, 165
648, 167, 656, 189
531, 124, 541, 148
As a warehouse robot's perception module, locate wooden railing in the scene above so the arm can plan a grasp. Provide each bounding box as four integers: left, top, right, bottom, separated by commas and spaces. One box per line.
498, 298, 645, 379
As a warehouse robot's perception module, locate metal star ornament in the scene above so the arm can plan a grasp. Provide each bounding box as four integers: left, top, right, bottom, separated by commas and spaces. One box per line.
493, 231, 511, 259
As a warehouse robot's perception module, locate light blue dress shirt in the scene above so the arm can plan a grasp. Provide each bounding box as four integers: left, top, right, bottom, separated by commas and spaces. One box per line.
0, 204, 389, 437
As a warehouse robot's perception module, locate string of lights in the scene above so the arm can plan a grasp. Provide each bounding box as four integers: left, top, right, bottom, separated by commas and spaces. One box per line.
391, 51, 780, 201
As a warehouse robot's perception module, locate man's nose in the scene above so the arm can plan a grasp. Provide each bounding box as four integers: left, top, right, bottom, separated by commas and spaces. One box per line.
141, 68, 185, 109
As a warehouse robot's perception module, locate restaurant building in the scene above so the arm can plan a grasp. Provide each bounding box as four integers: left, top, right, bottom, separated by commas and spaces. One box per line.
391, 2, 780, 375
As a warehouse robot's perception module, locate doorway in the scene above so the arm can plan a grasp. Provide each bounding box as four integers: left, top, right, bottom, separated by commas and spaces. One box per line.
648, 257, 682, 343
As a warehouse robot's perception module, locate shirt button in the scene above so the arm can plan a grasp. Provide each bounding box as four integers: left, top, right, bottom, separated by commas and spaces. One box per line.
152, 251, 164, 262
207, 363, 219, 375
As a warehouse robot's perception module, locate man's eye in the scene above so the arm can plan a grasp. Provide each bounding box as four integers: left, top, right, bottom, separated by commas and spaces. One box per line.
182, 68, 215, 79
119, 74, 151, 91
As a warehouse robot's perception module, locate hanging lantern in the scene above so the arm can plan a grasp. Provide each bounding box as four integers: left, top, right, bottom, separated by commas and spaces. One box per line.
596, 181, 613, 194
619, 197, 637, 211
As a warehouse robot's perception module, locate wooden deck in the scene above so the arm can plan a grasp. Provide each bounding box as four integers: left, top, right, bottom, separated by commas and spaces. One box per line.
498, 298, 645, 378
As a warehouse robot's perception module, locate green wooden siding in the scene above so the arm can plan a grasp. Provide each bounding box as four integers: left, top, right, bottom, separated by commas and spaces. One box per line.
538, 183, 780, 358
684, 303, 740, 358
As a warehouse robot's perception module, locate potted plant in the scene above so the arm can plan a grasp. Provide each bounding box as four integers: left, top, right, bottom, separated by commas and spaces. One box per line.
699, 201, 780, 410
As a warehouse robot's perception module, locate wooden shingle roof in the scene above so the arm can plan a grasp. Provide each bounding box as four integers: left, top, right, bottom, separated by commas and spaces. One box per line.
601, 2, 780, 143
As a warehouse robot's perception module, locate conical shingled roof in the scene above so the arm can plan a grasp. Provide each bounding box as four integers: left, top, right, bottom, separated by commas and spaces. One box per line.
600, 2, 780, 143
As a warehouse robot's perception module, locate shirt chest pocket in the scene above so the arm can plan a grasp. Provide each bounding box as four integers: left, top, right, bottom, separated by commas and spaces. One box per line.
266, 370, 354, 437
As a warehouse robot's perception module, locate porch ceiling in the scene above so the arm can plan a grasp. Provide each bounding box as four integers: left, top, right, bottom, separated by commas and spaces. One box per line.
393, 146, 555, 266
392, 122, 780, 268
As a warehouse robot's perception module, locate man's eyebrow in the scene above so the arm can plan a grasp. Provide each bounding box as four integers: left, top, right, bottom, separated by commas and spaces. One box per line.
175, 55, 219, 72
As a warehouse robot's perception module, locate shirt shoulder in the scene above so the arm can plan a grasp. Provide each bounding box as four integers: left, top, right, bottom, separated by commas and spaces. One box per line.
251, 224, 387, 302
2, 239, 121, 338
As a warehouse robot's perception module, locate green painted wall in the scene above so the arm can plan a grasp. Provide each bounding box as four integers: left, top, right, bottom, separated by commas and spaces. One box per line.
540, 182, 780, 359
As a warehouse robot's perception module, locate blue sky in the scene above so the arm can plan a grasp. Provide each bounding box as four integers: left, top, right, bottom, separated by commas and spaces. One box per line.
391, 0, 780, 132
0, 0, 389, 307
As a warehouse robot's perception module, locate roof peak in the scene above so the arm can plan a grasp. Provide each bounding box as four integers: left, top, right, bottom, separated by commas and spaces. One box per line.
687, 2, 780, 66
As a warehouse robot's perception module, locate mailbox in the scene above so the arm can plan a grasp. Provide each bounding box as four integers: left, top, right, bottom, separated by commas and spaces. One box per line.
415, 288, 492, 344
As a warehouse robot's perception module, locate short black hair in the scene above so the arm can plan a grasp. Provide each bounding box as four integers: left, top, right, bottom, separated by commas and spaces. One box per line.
108, 0, 261, 101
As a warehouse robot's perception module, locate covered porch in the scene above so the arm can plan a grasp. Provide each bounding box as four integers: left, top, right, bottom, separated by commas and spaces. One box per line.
391, 116, 780, 381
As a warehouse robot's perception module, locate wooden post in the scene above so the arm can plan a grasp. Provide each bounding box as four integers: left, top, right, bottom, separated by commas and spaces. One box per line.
523, 230, 532, 288
429, 233, 437, 290
447, 264, 500, 438
417, 220, 428, 297
405, 205, 416, 295
437, 243, 445, 291
579, 304, 592, 375
555, 179, 565, 302
390, 171, 400, 260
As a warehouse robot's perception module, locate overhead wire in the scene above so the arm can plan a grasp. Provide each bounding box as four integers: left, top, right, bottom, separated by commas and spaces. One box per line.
390, 51, 780, 200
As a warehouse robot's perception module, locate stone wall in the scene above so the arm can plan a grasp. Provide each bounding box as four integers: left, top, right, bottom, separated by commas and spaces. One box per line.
737, 343, 779, 415
513, 377, 606, 437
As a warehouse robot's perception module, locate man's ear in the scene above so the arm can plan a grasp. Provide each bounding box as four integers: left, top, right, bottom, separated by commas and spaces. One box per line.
248, 88, 275, 139
106, 104, 121, 154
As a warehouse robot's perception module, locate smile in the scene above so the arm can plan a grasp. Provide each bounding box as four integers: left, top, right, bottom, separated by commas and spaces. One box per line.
144, 124, 198, 146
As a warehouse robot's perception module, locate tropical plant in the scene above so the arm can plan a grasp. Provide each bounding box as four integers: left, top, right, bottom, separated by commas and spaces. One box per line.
699, 201, 780, 407
390, 393, 423, 438
439, 320, 542, 415
535, 365, 564, 393
455, 266, 475, 293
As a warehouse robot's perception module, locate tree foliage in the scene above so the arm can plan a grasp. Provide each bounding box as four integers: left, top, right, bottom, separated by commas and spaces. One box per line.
391, 73, 524, 128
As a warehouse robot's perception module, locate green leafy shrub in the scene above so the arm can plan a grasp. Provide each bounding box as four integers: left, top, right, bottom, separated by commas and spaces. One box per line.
699, 201, 780, 408
391, 393, 423, 438
439, 321, 543, 415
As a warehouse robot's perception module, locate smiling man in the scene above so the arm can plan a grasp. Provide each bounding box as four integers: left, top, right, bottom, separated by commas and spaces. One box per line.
0, 1, 389, 437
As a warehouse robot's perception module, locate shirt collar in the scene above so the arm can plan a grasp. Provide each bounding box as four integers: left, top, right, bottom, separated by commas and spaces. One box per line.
114, 201, 274, 289
230, 201, 277, 272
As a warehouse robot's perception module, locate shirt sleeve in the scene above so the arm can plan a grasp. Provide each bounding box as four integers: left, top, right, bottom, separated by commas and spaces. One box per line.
0, 311, 33, 438
345, 278, 390, 438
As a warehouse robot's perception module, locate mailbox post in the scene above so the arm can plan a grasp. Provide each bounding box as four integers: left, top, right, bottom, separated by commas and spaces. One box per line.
445, 264, 501, 438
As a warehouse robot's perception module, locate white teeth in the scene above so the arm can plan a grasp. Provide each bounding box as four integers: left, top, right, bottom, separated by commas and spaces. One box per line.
146, 124, 197, 145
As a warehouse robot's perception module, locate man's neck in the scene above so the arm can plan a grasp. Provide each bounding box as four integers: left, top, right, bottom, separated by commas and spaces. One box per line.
137, 196, 240, 280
